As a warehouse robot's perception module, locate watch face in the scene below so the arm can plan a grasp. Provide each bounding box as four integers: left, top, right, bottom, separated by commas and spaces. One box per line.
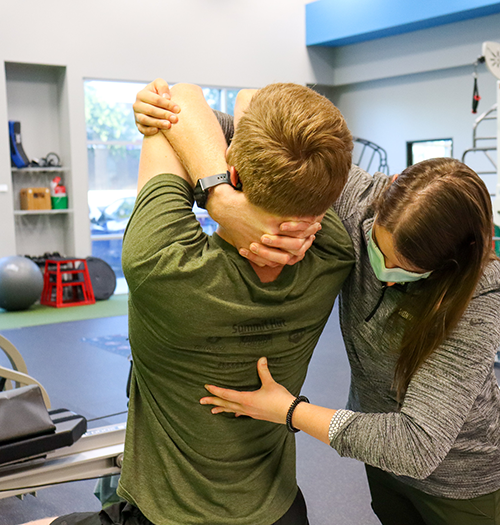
194, 180, 208, 209
194, 172, 231, 209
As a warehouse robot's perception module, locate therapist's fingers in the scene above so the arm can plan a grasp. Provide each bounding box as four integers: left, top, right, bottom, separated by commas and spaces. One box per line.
280, 221, 321, 237
134, 100, 179, 130
150, 77, 172, 99
133, 80, 181, 134
256, 357, 276, 386
262, 233, 316, 256
134, 94, 180, 119
240, 245, 293, 267
240, 235, 315, 267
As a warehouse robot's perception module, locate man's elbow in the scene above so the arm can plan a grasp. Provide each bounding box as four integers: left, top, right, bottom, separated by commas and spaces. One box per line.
170, 83, 204, 105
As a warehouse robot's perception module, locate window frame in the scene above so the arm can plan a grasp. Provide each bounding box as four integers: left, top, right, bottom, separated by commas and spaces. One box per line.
406, 138, 453, 167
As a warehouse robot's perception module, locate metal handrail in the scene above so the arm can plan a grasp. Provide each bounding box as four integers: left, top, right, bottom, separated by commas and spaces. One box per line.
462, 103, 497, 187
352, 137, 390, 175
462, 146, 497, 174
472, 103, 497, 148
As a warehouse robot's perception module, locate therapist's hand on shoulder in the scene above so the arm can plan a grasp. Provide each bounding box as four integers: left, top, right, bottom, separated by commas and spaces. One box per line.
210, 185, 320, 268
133, 78, 181, 135
243, 220, 321, 267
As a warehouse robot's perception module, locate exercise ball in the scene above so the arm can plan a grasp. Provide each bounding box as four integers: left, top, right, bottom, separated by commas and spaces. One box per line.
0, 256, 44, 311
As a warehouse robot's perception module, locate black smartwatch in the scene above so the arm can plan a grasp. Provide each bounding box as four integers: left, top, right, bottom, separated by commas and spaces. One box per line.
194, 172, 232, 209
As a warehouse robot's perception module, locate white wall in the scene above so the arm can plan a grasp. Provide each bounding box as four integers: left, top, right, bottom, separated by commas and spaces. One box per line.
0, 1, 321, 87
0, 0, 323, 258
313, 13, 500, 177
334, 66, 498, 180
0, 1, 499, 258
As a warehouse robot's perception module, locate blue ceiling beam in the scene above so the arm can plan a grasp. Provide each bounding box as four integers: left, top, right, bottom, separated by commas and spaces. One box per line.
306, 0, 500, 47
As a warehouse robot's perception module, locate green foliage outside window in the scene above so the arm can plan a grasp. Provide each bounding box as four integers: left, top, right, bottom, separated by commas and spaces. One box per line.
85, 83, 141, 142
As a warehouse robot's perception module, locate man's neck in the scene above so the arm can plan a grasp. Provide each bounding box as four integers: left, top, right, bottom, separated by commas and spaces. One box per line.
216, 226, 284, 283
249, 262, 284, 283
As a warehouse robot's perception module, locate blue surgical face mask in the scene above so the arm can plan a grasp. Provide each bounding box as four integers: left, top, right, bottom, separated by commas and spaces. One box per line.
367, 229, 432, 283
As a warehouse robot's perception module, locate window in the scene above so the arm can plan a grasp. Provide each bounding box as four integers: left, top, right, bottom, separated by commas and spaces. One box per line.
203, 87, 239, 114
84, 81, 237, 292
406, 139, 453, 166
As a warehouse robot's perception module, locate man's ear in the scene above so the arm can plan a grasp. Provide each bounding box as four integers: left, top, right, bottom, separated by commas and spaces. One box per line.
228, 166, 243, 191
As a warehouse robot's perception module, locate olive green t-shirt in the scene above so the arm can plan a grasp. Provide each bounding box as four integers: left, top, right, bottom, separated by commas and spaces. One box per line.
119, 174, 354, 525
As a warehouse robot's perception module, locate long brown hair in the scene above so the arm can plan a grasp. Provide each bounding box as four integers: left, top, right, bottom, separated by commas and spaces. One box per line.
375, 158, 494, 399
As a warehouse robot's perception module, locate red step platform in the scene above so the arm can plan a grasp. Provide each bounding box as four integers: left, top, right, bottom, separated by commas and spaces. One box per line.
41, 259, 95, 308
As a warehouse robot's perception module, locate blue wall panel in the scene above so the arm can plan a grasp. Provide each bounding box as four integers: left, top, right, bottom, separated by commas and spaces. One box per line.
306, 0, 500, 46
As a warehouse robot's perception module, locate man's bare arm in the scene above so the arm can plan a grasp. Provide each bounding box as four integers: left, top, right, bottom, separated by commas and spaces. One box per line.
137, 129, 189, 193
162, 84, 228, 187
133, 81, 319, 265
137, 83, 229, 196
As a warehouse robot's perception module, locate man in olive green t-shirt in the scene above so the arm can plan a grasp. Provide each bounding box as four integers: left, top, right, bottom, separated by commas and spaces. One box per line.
41, 82, 353, 525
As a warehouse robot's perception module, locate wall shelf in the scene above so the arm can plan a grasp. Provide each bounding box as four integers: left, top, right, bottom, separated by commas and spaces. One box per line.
12, 167, 67, 174
14, 209, 73, 216
5, 61, 73, 256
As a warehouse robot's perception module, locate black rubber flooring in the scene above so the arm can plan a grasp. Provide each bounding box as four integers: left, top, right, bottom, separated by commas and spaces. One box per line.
0, 315, 130, 525
1, 307, 498, 525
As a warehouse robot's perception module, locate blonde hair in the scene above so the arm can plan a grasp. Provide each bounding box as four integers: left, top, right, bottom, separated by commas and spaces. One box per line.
226, 83, 353, 217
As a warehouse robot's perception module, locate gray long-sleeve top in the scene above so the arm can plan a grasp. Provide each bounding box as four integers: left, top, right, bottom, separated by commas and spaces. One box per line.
330, 166, 500, 499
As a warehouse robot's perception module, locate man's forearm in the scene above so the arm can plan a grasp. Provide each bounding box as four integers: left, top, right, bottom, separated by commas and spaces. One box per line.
161, 84, 228, 187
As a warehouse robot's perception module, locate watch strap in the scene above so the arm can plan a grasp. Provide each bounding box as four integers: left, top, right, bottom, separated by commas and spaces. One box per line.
194, 171, 231, 209
198, 172, 231, 191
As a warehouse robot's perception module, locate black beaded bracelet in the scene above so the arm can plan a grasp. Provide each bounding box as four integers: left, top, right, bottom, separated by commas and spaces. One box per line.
285, 395, 310, 433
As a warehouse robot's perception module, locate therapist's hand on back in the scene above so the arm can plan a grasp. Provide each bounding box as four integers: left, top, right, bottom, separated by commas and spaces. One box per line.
200, 357, 296, 424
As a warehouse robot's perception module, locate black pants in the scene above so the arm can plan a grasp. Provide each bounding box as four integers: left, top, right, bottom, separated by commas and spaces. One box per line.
366, 464, 500, 525
51, 486, 309, 525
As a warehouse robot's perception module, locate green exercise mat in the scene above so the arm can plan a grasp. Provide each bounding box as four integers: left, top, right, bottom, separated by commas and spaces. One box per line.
0, 294, 128, 330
